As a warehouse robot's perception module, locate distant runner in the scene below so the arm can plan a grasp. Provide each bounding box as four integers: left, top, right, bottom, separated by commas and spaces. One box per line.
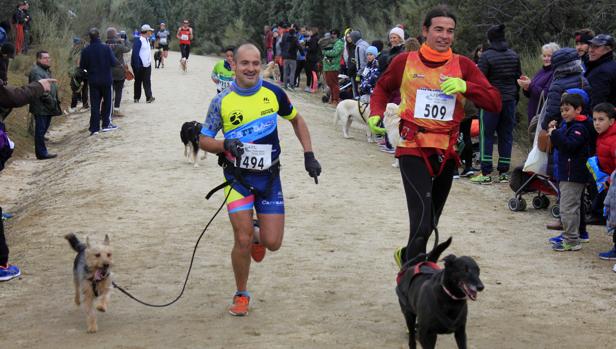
211, 46, 235, 93
176, 19, 193, 71
156, 22, 170, 68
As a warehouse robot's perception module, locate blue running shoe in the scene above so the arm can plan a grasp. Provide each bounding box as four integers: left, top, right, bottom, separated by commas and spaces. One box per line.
0, 264, 21, 281
549, 232, 589, 244
548, 234, 563, 245
598, 248, 616, 260
1, 212, 13, 220
552, 241, 581, 252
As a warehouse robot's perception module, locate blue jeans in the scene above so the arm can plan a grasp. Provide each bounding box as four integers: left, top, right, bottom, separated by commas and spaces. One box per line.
479, 100, 516, 175
34, 115, 51, 157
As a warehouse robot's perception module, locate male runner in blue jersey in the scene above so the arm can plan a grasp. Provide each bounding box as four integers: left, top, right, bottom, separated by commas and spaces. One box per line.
199, 43, 321, 316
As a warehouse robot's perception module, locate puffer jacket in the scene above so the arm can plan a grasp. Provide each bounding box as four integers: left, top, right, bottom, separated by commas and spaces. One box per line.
322, 39, 344, 72
596, 122, 616, 175
541, 48, 590, 130
584, 51, 616, 108
550, 115, 591, 183
478, 40, 521, 102
359, 59, 380, 95
28, 63, 60, 116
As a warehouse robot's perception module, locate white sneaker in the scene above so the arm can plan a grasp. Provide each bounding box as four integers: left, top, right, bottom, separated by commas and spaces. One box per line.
68, 107, 77, 113
613, 264, 616, 273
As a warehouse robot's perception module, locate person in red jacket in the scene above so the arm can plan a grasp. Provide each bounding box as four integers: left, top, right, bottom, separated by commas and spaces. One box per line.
368, 4, 502, 266
594, 103, 616, 260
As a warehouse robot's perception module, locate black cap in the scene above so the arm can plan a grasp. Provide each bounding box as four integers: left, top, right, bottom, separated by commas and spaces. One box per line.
88, 27, 100, 41
589, 34, 615, 48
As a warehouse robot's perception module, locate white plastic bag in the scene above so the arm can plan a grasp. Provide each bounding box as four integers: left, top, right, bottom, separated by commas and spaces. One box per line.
523, 97, 549, 175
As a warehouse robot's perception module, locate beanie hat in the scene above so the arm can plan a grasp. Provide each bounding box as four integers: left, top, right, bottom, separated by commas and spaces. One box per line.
389, 27, 405, 41
366, 46, 378, 57
566, 88, 590, 106
350, 30, 362, 44
487, 24, 506, 42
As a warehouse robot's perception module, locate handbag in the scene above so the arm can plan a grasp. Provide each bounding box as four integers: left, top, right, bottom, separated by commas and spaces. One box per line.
124, 65, 134, 81
531, 91, 552, 152
537, 129, 552, 153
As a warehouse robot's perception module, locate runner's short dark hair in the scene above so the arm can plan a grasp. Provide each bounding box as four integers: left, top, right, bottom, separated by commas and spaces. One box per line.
423, 5, 457, 29
36, 50, 48, 59
225, 46, 235, 53
593, 103, 616, 119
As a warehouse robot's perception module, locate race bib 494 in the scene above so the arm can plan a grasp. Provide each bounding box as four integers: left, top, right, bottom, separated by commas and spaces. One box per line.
238, 143, 272, 170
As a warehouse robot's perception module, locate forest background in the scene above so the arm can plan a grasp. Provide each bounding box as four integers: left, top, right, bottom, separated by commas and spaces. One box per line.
1, 0, 616, 147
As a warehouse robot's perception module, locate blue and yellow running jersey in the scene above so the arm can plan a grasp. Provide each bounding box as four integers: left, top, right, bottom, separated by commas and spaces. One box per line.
200, 78, 297, 163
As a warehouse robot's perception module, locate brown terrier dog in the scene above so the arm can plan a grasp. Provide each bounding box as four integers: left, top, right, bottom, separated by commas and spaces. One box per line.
65, 233, 113, 333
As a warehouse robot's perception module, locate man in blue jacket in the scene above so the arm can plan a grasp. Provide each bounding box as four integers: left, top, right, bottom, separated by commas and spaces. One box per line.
585, 34, 616, 109
80, 28, 119, 135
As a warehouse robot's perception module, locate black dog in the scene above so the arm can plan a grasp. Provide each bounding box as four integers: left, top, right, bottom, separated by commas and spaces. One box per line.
154, 49, 162, 69
396, 237, 484, 349
180, 121, 205, 167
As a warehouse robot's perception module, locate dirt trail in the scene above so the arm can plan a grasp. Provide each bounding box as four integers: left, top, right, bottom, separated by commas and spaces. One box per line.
1, 51, 615, 349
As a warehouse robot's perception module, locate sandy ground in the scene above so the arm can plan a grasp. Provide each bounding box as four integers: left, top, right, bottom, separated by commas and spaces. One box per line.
1, 51, 615, 349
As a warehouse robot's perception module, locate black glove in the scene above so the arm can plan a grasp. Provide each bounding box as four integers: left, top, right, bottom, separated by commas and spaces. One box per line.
304, 151, 321, 184
223, 138, 244, 159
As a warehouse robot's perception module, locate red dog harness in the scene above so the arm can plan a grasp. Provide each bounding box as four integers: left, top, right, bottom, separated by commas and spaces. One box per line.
396, 261, 441, 285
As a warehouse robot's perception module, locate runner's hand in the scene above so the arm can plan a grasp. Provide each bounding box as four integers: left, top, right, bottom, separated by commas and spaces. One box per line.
37, 78, 57, 92
367, 115, 386, 135
223, 139, 244, 159
304, 152, 321, 184
440, 77, 467, 95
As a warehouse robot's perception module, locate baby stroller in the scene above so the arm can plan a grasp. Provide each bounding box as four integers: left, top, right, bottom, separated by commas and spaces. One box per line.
508, 165, 560, 218
322, 74, 354, 103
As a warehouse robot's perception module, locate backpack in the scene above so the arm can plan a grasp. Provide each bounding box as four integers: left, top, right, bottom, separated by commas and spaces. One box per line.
0, 123, 15, 172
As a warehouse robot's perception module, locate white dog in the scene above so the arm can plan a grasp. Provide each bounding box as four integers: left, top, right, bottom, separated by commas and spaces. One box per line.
383, 103, 400, 167
333, 99, 373, 142
262, 61, 281, 81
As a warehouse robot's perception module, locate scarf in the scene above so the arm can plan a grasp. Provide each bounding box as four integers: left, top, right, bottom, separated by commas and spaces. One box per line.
419, 43, 452, 63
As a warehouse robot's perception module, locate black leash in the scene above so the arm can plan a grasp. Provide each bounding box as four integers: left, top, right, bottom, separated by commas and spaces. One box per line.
111, 189, 231, 307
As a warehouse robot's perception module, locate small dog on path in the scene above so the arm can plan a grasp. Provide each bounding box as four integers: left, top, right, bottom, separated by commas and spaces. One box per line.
180, 121, 206, 167
65, 233, 113, 333
262, 61, 281, 81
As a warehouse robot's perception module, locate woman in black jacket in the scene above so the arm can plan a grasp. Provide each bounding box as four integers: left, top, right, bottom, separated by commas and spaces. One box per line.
304, 28, 320, 92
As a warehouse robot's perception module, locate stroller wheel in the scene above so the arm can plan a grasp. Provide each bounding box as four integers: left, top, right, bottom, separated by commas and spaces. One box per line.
551, 205, 560, 219
541, 195, 550, 209
508, 198, 526, 212
532, 196, 543, 209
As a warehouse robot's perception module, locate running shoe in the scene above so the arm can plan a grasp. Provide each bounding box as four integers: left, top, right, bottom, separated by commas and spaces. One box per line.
459, 167, 476, 177
549, 232, 589, 244
393, 246, 404, 269
453, 169, 460, 180
2, 212, 13, 220
498, 173, 510, 183
552, 241, 581, 251
0, 264, 21, 282
101, 124, 119, 132
251, 220, 266, 262
470, 174, 492, 185
228, 294, 250, 316
598, 247, 616, 260
146, 97, 156, 104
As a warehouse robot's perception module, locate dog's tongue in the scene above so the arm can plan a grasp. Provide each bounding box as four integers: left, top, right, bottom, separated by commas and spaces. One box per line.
463, 284, 478, 301
94, 269, 104, 281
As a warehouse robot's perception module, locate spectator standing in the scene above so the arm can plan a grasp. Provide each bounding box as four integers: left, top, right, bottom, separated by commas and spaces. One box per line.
0, 77, 54, 282
11, 1, 27, 55
131, 24, 155, 104
0, 43, 15, 84
359, 45, 379, 97
28, 50, 61, 159
0, 21, 9, 45
282, 27, 301, 90
21, 1, 31, 54
264, 25, 274, 63
68, 37, 88, 113
378, 27, 405, 74
541, 48, 590, 130
106, 27, 131, 117
351, 30, 369, 97
518, 42, 560, 125
574, 28, 595, 68
547, 93, 591, 251
322, 29, 344, 105
472, 24, 522, 184
80, 28, 119, 135
585, 34, 616, 109
294, 26, 307, 88
304, 27, 320, 92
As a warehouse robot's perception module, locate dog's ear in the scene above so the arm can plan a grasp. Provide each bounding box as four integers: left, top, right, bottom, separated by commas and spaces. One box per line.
103, 234, 110, 246
86, 236, 91, 248
443, 254, 457, 267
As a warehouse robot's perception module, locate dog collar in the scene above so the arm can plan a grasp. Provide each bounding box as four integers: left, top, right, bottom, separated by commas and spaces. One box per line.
442, 285, 466, 301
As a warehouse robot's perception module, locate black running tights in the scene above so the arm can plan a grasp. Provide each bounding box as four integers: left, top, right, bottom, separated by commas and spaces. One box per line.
399, 155, 455, 263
